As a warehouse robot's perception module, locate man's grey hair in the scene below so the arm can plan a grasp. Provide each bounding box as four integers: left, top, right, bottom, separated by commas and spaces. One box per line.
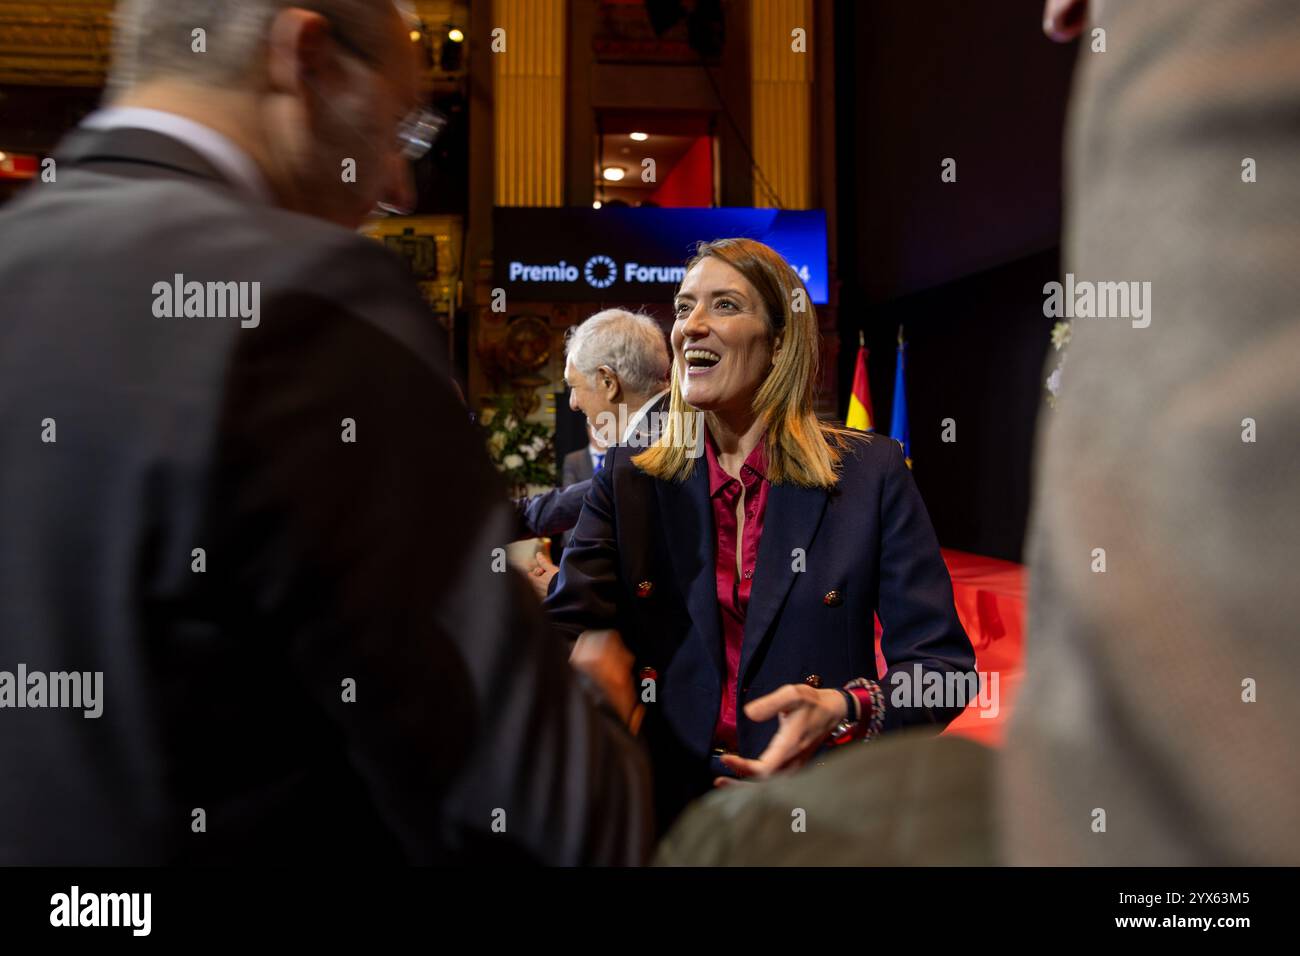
108, 0, 412, 93
565, 309, 670, 397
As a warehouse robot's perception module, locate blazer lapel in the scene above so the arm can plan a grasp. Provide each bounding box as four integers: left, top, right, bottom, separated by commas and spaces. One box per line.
739, 482, 830, 683
655, 464, 724, 680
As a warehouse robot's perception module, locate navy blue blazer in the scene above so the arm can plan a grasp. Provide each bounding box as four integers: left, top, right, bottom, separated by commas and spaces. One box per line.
546, 430, 975, 827
514, 478, 592, 540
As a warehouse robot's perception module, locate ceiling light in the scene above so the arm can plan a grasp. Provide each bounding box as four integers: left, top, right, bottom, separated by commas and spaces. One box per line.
592, 200, 603, 209
448, 27, 465, 43
629, 132, 649, 141
602, 166, 625, 182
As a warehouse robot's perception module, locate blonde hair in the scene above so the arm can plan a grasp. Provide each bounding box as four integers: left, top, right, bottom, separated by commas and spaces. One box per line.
633, 237, 864, 488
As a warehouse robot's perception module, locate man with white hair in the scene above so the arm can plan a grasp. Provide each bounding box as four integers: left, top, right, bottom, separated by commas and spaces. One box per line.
514, 309, 670, 591
563, 309, 671, 448
0, 0, 651, 865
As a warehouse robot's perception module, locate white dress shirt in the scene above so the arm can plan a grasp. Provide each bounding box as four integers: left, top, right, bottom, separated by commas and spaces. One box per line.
622, 389, 670, 443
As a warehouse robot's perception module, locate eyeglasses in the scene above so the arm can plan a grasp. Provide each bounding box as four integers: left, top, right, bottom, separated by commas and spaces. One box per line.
396, 109, 445, 161
328, 24, 445, 162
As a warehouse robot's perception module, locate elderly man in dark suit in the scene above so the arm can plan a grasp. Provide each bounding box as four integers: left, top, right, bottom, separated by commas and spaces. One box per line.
514, 310, 669, 597
0, 0, 650, 865
515, 310, 670, 543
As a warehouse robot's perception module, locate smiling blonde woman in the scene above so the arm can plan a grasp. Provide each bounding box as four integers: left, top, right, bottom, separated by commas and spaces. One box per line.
546, 237, 976, 832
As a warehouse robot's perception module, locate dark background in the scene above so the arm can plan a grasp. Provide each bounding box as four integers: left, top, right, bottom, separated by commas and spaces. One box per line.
834, 0, 1078, 562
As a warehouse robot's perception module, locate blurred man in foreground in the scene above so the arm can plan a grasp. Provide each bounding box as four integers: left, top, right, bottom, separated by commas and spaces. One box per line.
0, 0, 650, 864
1003, 0, 1300, 865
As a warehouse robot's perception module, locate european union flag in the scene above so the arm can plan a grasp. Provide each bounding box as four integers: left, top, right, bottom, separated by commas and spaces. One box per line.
890, 326, 911, 467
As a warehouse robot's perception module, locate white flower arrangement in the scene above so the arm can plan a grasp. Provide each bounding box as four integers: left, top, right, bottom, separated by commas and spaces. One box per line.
478, 393, 556, 495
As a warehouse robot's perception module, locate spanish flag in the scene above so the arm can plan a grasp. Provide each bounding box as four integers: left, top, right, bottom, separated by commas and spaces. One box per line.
845, 331, 874, 432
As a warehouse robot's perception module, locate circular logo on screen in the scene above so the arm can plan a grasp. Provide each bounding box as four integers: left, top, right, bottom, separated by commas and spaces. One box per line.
584, 255, 617, 289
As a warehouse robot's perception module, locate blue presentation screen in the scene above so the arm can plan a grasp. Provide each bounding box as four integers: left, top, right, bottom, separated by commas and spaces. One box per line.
494, 207, 829, 305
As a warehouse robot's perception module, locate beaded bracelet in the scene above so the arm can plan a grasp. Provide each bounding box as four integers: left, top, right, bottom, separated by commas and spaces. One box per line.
844, 677, 885, 742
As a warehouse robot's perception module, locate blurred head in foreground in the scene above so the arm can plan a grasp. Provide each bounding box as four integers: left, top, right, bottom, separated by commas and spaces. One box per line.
108, 0, 422, 227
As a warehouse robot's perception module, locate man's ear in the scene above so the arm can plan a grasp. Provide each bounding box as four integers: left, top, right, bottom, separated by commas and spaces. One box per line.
598, 366, 621, 401
266, 8, 335, 96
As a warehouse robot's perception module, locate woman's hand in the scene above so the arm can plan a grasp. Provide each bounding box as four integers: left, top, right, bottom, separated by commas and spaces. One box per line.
716, 684, 848, 784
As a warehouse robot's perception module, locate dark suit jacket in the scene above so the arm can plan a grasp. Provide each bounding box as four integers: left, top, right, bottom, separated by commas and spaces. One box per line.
559, 449, 597, 552
515, 478, 591, 540
512, 439, 595, 543
0, 126, 650, 865
546, 430, 975, 828
513, 401, 664, 545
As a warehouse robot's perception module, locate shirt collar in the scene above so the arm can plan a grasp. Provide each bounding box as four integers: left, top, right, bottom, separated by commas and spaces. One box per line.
80, 107, 273, 205
704, 430, 770, 498
621, 389, 670, 443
